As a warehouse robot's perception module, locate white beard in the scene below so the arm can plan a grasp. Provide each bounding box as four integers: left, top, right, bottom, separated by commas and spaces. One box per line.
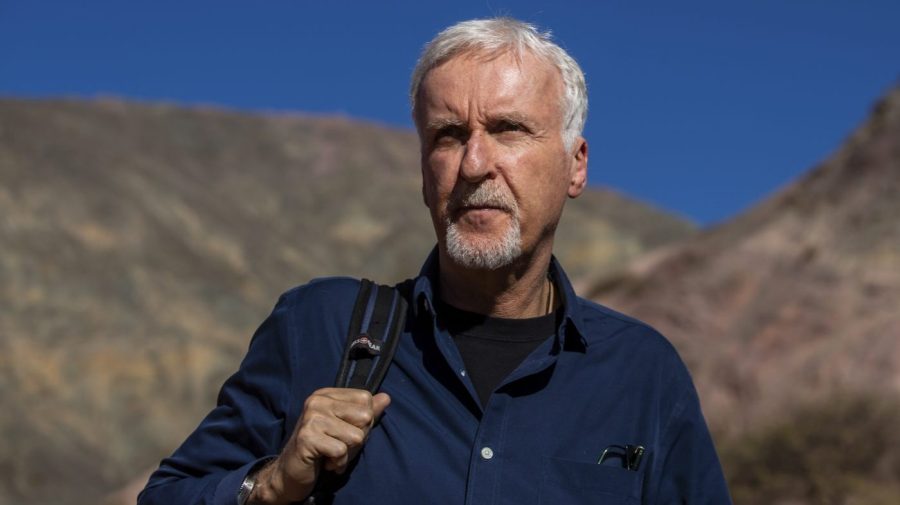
443, 182, 522, 270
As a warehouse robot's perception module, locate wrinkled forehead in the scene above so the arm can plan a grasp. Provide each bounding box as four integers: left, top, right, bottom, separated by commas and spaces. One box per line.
414, 49, 564, 124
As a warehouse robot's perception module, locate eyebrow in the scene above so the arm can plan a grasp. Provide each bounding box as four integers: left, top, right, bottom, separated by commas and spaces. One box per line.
488, 112, 532, 126
424, 117, 466, 131
424, 113, 534, 131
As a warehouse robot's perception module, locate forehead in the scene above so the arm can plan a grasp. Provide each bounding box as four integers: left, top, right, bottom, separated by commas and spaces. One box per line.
415, 49, 564, 124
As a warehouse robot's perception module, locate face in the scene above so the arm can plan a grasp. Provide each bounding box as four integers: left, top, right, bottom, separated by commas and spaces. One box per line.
415, 50, 587, 270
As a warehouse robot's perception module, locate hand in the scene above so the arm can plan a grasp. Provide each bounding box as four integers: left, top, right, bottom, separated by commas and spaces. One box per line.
249, 388, 391, 504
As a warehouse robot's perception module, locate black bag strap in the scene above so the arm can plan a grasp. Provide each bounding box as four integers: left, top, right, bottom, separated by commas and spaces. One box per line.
302, 279, 409, 505
333, 278, 407, 393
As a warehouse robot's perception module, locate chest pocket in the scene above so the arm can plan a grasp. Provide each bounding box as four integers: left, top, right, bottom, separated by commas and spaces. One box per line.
538, 457, 643, 505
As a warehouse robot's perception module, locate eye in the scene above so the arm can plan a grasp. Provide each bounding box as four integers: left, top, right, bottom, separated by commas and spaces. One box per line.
433, 125, 468, 145
491, 119, 530, 136
495, 120, 523, 132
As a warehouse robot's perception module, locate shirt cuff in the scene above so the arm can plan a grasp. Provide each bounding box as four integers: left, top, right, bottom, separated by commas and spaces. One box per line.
213, 456, 277, 505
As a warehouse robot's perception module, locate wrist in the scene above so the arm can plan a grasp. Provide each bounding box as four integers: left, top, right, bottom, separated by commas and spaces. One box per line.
238, 458, 282, 505
248, 458, 297, 505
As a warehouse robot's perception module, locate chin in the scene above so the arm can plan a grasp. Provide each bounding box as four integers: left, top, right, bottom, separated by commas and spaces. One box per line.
444, 220, 522, 270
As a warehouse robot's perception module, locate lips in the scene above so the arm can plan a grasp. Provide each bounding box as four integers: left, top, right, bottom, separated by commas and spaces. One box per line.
454, 203, 509, 219
451, 195, 513, 214
461, 203, 507, 211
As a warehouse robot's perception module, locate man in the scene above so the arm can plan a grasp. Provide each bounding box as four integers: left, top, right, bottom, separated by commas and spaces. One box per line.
139, 18, 731, 504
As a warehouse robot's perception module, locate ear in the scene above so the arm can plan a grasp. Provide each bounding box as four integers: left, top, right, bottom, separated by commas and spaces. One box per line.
567, 136, 588, 198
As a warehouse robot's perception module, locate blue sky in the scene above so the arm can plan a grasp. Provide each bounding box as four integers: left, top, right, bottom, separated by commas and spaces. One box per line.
1, 0, 897, 225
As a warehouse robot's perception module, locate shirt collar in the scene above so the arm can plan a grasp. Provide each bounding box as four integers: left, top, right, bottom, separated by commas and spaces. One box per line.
411, 247, 589, 351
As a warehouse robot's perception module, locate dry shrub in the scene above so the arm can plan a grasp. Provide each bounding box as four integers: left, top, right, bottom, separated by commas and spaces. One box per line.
721, 392, 900, 505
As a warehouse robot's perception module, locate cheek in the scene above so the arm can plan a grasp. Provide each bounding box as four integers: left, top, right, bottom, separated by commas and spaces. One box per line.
422, 155, 458, 207
422, 164, 455, 211
507, 154, 569, 220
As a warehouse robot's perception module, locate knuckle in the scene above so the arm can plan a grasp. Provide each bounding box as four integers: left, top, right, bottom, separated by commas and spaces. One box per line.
348, 429, 365, 446
358, 410, 374, 425
299, 412, 327, 435
304, 394, 325, 411
291, 433, 309, 452
301, 411, 320, 426
349, 389, 372, 404
330, 442, 348, 458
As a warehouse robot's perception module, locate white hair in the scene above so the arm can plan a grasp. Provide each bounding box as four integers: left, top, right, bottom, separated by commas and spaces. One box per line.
410, 17, 588, 150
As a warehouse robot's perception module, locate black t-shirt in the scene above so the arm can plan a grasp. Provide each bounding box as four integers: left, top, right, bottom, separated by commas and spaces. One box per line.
436, 299, 559, 407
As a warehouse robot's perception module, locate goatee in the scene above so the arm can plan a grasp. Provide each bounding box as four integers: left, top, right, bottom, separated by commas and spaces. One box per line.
444, 182, 522, 270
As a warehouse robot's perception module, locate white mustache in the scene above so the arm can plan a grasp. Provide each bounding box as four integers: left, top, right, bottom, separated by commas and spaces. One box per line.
449, 183, 518, 215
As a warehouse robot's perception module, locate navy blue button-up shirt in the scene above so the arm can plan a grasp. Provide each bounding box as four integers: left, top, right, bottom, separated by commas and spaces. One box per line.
139, 252, 731, 504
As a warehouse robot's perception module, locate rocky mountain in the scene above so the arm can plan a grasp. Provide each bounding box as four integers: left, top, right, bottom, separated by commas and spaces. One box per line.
0, 97, 694, 505
590, 85, 900, 504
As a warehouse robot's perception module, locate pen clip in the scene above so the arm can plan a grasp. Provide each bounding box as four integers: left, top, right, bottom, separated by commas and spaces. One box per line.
625, 444, 644, 470
597, 444, 645, 471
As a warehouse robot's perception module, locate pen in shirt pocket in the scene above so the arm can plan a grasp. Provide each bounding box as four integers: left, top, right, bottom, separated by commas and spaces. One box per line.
598, 444, 645, 471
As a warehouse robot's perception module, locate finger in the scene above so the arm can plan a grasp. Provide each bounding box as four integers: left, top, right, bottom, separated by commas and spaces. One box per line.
301, 410, 367, 445
303, 391, 373, 428
371, 392, 391, 420
317, 388, 373, 405
316, 418, 362, 475
321, 392, 390, 429
332, 391, 391, 429
332, 402, 377, 428
323, 453, 350, 474
289, 427, 348, 468
322, 420, 367, 449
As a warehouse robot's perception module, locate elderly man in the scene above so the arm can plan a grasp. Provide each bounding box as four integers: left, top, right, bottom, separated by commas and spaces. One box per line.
139, 18, 731, 505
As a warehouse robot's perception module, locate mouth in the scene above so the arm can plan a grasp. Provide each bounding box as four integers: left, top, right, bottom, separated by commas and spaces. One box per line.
462, 203, 508, 211
453, 204, 510, 219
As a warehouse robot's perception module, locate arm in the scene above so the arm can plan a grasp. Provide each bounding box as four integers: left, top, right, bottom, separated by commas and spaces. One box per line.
249, 388, 390, 504
138, 288, 390, 505
138, 295, 297, 505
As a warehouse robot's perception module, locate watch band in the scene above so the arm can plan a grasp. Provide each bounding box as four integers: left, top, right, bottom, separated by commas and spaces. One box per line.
236, 458, 276, 505
236, 471, 257, 505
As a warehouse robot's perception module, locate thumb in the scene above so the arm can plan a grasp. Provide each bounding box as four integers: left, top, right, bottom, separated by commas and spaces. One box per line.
372, 392, 391, 418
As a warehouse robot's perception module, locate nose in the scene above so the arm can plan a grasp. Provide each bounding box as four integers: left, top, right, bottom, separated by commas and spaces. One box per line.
459, 131, 495, 183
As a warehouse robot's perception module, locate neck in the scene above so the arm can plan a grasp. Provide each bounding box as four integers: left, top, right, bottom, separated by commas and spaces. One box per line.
437, 243, 555, 319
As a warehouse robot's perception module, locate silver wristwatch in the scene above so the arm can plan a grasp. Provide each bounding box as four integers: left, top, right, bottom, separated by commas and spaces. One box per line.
236, 470, 257, 505
237, 457, 278, 505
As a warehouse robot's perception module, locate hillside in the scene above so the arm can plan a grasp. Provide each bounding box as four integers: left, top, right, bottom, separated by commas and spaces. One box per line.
591, 85, 900, 503
0, 97, 695, 505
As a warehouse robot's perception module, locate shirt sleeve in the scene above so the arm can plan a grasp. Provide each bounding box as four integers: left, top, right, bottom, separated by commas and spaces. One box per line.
137, 294, 296, 505
649, 383, 733, 505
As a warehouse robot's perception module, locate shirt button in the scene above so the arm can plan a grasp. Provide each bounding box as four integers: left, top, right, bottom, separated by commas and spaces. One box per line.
480, 447, 494, 460
460, 369, 466, 377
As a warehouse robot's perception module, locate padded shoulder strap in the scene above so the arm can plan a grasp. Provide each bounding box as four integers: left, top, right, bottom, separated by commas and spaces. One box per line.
303, 280, 410, 505
333, 279, 407, 393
